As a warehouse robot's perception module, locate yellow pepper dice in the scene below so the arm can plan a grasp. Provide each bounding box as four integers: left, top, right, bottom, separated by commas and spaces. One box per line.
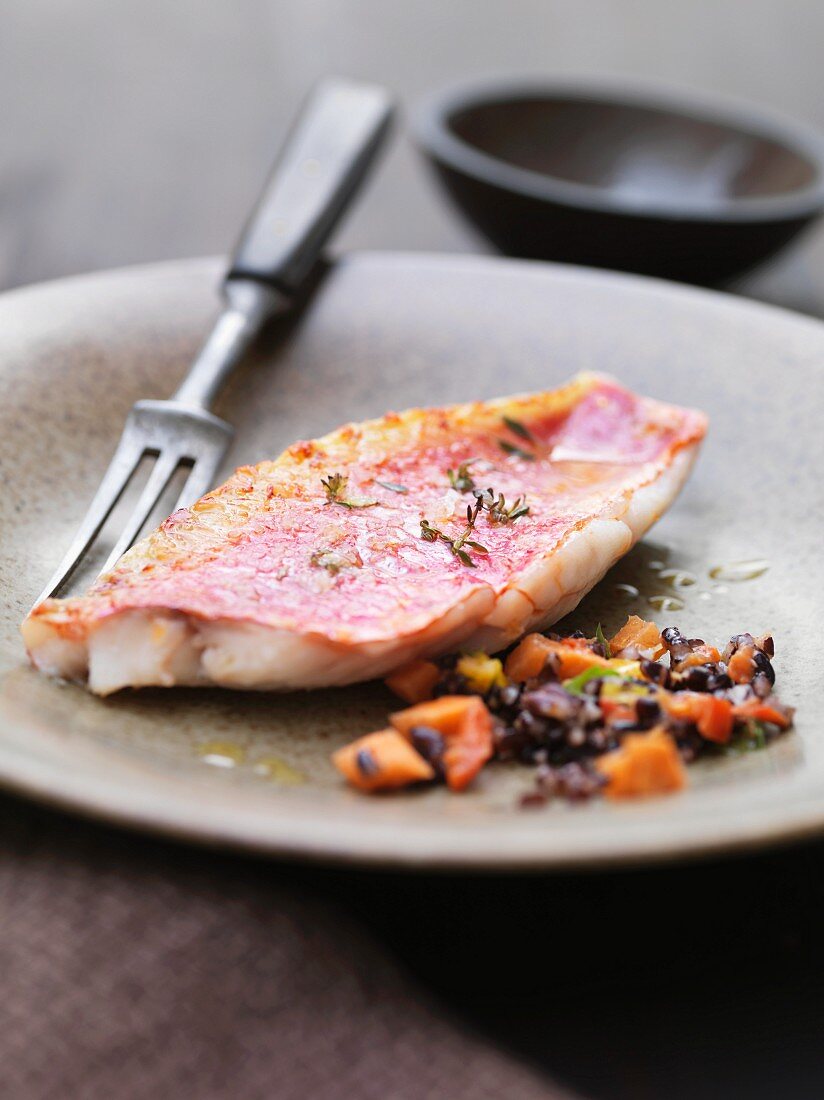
456, 652, 508, 694
607, 659, 643, 679
599, 680, 651, 705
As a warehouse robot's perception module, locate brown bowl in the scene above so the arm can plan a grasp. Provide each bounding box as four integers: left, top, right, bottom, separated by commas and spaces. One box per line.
416, 79, 824, 285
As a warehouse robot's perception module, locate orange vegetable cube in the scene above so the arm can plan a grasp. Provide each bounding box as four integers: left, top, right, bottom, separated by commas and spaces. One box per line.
733, 699, 792, 729
595, 728, 686, 799
674, 646, 722, 671
661, 691, 734, 743
504, 634, 555, 682
609, 615, 665, 658
390, 695, 477, 737
553, 645, 612, 679
385, 659, 440, 704
390, 695, 494, 792
332, 729, 434, 792
696, 695, 735, 743
442, 698, 495, 792
727, 645, 756, 684
505, 634, 610, 683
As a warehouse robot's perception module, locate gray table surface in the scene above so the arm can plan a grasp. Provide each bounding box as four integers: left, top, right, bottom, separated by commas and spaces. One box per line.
4, 0, 824, 317
3, 4, 824, 1099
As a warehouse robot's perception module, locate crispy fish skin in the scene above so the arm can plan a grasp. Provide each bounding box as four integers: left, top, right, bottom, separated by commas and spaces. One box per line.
23, 374, 707, 694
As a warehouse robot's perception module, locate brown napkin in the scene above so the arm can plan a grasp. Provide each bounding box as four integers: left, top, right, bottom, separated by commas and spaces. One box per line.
0, 795, 580, 1100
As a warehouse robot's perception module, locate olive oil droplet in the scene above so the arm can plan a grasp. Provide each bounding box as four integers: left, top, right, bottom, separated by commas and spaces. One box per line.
197, 741, 246, 768
709, 559, 770, 583
253, 755, 305, 785
659, 568, 697, 590
648, 594, 685, 613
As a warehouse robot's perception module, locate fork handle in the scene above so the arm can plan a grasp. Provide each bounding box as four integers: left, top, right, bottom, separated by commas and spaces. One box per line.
172, 77, 394, 410
227, 77, 394, 294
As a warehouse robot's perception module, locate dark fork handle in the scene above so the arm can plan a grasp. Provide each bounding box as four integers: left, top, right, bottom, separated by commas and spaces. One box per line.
227, 77, 394, 295
173, 77, 394, 410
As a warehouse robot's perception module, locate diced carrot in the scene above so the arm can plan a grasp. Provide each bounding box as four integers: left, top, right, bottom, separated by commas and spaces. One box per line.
733, 699, 792, 729
504, 634, 555, 682
385, 659, 440, 704
600, 700, 637, 724
332, 729, 435, 792
390, 695, 476, 737
609, 615, 665, 658
695, 695, 734, 743
442, 698, 495, 792
662, 691, 735, 743
727, 645, 756, 684
390, 695, 494, 791
595, 728, 686, 799
504, 634, 610, 683
673, 646, 721, 671
552, 645, 612, 679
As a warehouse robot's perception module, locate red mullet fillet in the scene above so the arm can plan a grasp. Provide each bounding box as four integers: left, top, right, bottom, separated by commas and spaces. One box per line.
23, 374, 707, 694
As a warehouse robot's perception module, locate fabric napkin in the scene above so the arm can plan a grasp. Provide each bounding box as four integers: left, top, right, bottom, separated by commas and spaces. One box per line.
0, 794, 581, 1100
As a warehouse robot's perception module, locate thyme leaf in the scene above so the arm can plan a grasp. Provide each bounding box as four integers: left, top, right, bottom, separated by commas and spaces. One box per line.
321, 472, 347, 502
419, 497, 487, 567
321, 472, 377, 509
376, 480, 409, 495
498, 440, 535, 461
310, 547, 362, 574
419, 519, 442, 543
502, 415, 536, 444
447, 459, 478, 492
595, 623, 611, 659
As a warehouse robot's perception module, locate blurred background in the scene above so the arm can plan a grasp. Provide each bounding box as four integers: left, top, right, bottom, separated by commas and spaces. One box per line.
3, 0, 824, 314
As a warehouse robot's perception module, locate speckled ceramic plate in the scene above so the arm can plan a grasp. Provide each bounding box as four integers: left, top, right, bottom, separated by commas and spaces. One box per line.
1, 253, 822, 869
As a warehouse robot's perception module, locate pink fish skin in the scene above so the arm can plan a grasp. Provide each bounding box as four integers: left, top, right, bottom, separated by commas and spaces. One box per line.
22, 374, 707, 694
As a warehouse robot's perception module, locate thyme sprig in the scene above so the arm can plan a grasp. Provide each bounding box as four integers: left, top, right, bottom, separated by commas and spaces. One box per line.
321, 472, 377, 509
447, 459, 478, 493
420, 497, 488, 568
472, 488, 530, 524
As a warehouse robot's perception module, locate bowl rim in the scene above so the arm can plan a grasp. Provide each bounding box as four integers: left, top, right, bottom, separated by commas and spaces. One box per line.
414, 76, 824, 224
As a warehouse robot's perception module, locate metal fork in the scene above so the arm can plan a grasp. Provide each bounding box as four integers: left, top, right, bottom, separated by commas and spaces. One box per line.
35, 78, 393, 607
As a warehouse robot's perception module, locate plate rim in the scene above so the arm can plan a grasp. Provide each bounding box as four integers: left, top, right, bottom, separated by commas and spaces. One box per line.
2, 249, 823, 871
1, 710, 823, 871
